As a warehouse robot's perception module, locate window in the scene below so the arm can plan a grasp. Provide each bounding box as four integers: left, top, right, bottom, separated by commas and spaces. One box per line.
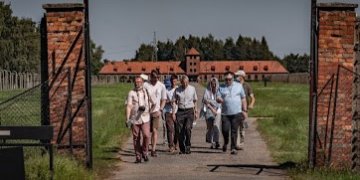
194, 62, 197, 66
211, 66, 215, 71
255, 74, 258, 80
113, 68, 118, 72
194, 69, 197, 73
263, 66, 269, 71
170, 67, 174, 72
127, 67, 132, 72
142, 67, 146, 71
190, 69, 193, 72
239, 66, 244, 70
248, 75, 251, 80
190, 62, 193, 66
253, 66, 258, 71
225, 66, 230, 71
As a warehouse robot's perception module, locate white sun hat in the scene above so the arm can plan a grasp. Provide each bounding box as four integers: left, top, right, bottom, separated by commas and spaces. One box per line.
235, 70, 246, 77
140, 74, 148, 81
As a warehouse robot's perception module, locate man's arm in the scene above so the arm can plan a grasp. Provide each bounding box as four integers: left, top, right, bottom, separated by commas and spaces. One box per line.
125, 93, 133, 127
160, 85, 167, 110
171, 89, 178, 120
193, 87, 198, 120
241, 97, 248, 119
249, 94, 255, 109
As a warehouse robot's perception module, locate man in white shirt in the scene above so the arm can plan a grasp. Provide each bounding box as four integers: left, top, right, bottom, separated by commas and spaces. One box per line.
144, 70, 167, 157
172, 75, 198, 154
126, 76, 154, 163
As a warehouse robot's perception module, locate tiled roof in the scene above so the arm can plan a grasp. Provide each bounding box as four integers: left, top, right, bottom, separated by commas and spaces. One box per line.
199, 60, 288, 74
99, 60, 288, 75
186, 48, 200, 56
99, 61, 185, 75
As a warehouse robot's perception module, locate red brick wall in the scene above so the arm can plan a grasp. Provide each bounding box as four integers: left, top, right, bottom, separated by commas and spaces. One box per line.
316, 3, 357, 168
43, 4, 87, 158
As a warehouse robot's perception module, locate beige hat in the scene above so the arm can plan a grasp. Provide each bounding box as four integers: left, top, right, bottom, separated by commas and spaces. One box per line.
140, 74, 148, 81
235, 70, 246, 77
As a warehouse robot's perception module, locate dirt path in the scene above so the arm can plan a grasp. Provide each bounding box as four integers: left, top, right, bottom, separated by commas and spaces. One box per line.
107, 83, 288, 180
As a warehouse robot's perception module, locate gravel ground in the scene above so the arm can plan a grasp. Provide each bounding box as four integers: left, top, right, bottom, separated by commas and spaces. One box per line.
107, 83, 289, 180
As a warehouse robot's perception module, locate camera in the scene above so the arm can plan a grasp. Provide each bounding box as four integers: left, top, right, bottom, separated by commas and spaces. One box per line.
138, 106, 146, 112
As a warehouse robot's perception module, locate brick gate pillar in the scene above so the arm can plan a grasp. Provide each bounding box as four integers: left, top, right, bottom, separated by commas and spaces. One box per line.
352, 17, 360, 171
316, 3, 358, 168
42, 4, 88, 160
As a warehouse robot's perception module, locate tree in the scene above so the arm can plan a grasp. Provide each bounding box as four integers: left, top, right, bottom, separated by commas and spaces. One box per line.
223, 38, 235, 60
135, 44, 154, 61
234, 34, 246, 60
157, 40, 174, 61
0, 2, 40, 72
281, 53, 309, 73
173, 36, 187, 61
90, 40, 104, 75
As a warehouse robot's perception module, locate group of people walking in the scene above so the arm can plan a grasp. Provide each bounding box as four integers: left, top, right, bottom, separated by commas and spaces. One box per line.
125, 69, 255, 163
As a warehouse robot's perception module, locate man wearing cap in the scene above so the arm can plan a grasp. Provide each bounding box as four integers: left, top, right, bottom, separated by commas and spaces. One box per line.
217, 71, 247, 155
234, 70, 256, 150
144, 70, 167, 157
172, 75, 198, 154
125, 76, 154, 163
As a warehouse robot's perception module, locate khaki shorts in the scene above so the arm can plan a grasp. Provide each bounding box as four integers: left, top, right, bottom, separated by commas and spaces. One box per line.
150, 113, 161, 131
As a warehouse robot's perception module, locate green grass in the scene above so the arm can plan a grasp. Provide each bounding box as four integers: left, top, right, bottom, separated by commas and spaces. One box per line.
0, 83, 132, 179
92, 83, 132, 178
252, 82, 360, 179
251, 82, 309, 163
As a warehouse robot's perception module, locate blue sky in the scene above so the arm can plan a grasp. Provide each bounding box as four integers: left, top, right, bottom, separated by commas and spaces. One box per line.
5, 0, 360, 60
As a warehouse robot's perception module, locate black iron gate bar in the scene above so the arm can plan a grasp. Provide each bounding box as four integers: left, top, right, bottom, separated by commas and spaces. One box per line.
314, 64, 360, 167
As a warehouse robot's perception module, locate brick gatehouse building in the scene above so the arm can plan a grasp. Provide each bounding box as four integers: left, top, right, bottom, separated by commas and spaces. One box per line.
99, 48, 288, 82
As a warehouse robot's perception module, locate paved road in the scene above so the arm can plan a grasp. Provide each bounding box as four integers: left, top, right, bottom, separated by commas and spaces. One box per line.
108, 83, 288, 180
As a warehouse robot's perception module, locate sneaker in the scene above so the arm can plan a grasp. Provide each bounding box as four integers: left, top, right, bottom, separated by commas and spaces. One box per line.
222, 145, 227, 152
135, 158, 141, 163
231, 149, 238, 155
169, 147, 176, 154
179, 151, 185, 154
215, 143, 220, 149
235, 145, 244, 150
185, 147, 191, 154
151, 150, 157, 157
143, 155, 149, 162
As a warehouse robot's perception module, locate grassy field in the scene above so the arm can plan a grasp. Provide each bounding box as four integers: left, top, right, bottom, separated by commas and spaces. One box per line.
251, 82, 360, 179
0, 83, 132, 179
92, 83, 132, 177
251, 82, 309, 163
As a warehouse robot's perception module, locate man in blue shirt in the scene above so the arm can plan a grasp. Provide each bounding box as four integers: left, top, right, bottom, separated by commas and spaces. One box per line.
217, 71, 248, 155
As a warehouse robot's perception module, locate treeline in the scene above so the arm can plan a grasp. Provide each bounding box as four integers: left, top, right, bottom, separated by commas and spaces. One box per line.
134, 34, 310, 73
134, 34, 277, 61
0, 2, 104, 74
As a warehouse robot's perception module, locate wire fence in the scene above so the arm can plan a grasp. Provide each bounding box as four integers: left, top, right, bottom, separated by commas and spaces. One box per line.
0, 70, 41, 91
